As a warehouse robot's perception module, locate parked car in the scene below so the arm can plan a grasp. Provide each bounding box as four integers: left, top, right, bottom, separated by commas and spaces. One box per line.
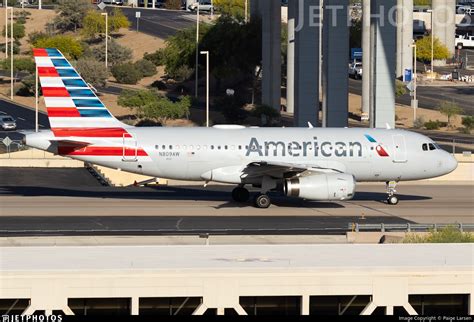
102, 0, 124, 5
348, 62, 363, 80
138, 0, 165, 8
455, 34, 474, 48
188, 0, 214, 12
0, 115, 17, 131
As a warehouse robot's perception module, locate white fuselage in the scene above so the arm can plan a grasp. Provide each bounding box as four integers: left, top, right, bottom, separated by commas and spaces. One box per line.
25, 127, 458, 185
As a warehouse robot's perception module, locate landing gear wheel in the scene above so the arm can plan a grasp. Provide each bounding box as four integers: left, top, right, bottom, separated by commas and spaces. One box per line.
232, 187, 250, 202
254, 194, 271, 209
387, 195, 399, 205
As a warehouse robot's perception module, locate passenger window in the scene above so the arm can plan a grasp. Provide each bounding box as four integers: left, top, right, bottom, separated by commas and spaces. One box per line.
155, 145, 159, 150
429, 143, 436, 151
162, 145, 166, 150
169, 145, 173, 150
211, 145, 214, 150
422, 144, 428, 151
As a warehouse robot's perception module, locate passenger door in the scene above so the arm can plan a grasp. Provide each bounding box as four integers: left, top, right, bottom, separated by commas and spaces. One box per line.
392, 135, 407, 163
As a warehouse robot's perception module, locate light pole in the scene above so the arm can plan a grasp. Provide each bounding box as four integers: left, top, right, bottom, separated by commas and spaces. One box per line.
411, 41, 418, 122
35, 65, 38, 132
5, 0, 8, 59
195, 4, 200, 98
427, 9, 434, 75
101, 12, 108, 69
200, 50, 209, 127
10, 6, 13, 100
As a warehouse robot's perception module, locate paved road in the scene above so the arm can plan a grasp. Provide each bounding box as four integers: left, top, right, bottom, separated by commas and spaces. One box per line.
113, 7, 196, 39
0, 168, 472, 236
348, 78, 474, 116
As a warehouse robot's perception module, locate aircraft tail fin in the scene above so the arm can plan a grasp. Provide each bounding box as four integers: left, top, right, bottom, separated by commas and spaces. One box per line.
33, 48, 131, 139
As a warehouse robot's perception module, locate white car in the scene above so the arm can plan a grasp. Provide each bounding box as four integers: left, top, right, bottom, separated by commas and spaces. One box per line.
348, 62, 363, 79
188, 0, 214, 12
455, 34, 474, 48
0, 115, 17, 131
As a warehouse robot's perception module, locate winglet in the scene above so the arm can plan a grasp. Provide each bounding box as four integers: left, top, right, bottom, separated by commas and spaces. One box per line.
307, 122, 314, 129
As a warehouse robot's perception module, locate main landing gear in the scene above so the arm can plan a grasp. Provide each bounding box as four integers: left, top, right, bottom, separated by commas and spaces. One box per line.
231, 186, 250, 203
386, 181, 399, 205
231, 186, 272, 209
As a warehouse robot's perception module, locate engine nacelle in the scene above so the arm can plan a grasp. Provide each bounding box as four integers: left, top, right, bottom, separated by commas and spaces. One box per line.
284, 173, 356, 201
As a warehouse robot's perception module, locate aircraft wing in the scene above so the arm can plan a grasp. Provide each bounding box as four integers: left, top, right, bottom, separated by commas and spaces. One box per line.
245, 161, 345, 178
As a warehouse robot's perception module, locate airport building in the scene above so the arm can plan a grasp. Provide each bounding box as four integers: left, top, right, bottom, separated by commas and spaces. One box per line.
0, 244, 472, 316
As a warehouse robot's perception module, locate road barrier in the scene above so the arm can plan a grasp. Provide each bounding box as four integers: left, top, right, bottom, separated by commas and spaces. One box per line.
349, 223, 474, 233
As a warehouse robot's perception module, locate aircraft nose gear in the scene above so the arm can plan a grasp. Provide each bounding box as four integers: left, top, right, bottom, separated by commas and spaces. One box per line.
386, 181, 399, 205
232, 186, 250, 202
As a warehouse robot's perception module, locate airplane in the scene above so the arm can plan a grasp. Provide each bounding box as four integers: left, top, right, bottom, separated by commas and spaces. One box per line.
23, 48, 458, 208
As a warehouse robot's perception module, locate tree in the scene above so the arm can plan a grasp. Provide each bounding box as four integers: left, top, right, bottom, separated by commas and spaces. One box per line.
33, 35, 84, 60
92, 39, 132, 66
118, 89, 191, 124
82, 8, 130, 39
160, 23, 211, 80
2, 23, 25, 41
438, 100, 463, 127
415, 35, 450, 62
213, 0, 245, 20
75, 58, 108, 88
53, 0, 91, 32
0, 57, 35, 73
111, 63, 143, 84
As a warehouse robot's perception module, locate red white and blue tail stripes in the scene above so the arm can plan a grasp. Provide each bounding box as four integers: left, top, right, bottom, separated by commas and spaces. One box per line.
34, 48, 149, 158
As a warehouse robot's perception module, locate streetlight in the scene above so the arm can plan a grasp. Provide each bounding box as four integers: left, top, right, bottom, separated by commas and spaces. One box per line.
35, 64, 38, 132
200, 50, 209, 127
427, 9, 434, 75
101, 12, 108, 69
10, 6, 13, 100
411, 41, 418, 122
5, 0, 8, 59
195, 3, 200, 98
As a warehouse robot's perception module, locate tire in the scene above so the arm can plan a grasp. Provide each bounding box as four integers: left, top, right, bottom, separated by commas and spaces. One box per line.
232, 187, 250, 203
254, 194, 271, 209
387, 195, 399, 205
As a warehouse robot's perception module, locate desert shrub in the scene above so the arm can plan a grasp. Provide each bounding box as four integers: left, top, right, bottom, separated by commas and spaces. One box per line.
75, 58, 108, 88
413, 116, 425, 129
403, 226, 474, 243
461, 116, 474, 133
111, 63, 142, 85
92, 39, 132, 66
170, 65, 194, 82
424, 120, 442, 130
135, 59, 157, 77
144, 49, 165, 66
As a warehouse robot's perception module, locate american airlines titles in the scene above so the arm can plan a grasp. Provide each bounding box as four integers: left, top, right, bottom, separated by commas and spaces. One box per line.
245, 137, 363, 158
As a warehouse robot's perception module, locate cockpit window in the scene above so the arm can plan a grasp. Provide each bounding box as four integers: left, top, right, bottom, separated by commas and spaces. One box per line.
429, 143, 436, 150
422, 143, 428, 151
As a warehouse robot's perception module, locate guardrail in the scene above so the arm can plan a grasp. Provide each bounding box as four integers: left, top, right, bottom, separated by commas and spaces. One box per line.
349, 223, 474, 233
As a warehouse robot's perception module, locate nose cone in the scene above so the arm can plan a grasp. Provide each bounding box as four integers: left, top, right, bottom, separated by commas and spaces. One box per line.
444, 154, 458, 175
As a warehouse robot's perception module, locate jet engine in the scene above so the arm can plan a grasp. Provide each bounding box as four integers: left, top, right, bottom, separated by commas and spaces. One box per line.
284, 173, 356, 201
